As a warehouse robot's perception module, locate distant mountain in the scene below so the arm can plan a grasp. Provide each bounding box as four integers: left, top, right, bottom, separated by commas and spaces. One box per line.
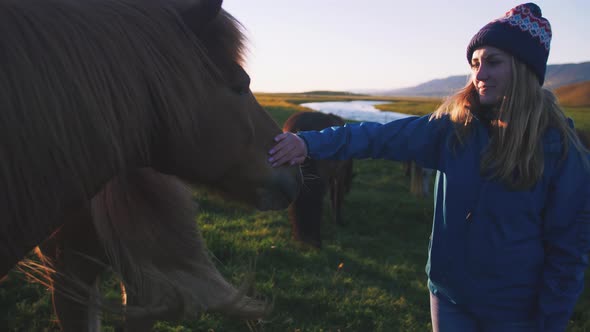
372, 62, 590, 97
554, 81, 590, 107
544, 62, 590, 89
378, 75, 470, 97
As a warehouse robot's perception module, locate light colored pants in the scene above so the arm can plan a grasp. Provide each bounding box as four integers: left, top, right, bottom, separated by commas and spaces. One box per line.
430, 292, 538, 332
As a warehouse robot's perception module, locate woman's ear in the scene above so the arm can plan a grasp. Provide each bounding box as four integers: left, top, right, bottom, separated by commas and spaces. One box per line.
180, 0, 222, 34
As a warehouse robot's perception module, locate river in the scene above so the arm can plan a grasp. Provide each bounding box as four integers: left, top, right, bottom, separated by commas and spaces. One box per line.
300, 100, 410, 124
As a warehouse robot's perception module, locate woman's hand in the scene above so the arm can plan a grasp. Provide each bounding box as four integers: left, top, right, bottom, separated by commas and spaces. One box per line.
268, 132, 308, 167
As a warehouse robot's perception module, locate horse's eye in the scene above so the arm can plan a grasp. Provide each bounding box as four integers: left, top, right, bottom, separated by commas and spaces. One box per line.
231, 76, 250, 95
232, 70, 250, 94
229, 62, 251, 95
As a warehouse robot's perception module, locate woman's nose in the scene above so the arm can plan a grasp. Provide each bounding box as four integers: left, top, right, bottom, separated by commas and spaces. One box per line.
475, 65, 488, 81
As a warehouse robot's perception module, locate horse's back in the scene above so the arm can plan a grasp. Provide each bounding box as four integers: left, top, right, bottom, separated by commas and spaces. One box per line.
283, 111, 345, 133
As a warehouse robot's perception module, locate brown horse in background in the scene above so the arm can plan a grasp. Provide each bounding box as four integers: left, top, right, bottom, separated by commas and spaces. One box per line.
283, 112, 354, 248
0, 0, 300, 330
403, 161, 434, 197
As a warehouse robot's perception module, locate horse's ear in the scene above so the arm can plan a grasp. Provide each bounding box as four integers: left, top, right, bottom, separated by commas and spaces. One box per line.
180, 0, 223, 33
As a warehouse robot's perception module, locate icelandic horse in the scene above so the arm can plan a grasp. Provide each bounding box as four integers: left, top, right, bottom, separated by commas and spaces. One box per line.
0, 0, 301, 330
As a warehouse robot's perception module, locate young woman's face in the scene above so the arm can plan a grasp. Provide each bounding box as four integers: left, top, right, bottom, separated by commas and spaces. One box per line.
470, 46, 512, 106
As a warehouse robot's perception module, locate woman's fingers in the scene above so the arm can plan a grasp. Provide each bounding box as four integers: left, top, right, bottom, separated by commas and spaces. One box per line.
268, 133, 307, 167
270, 143, 296, 165
271, 142, 300, 166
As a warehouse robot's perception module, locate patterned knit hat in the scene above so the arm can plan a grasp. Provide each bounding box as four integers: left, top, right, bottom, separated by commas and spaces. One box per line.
466, 3, 552, 85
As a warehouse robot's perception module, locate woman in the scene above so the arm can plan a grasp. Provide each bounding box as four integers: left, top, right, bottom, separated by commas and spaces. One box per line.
268, 3, 590, 331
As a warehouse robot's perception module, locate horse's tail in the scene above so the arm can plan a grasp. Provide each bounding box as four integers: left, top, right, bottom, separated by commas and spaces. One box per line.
91, 168, 268, 320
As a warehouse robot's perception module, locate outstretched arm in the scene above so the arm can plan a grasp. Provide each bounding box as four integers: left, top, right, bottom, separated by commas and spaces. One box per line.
269, 114, 452, 169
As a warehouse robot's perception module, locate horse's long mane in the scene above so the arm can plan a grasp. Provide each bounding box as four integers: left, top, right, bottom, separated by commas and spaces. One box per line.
0, 0, 242, 250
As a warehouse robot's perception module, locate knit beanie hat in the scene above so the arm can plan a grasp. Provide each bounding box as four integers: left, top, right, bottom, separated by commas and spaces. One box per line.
466, 3, 551, 85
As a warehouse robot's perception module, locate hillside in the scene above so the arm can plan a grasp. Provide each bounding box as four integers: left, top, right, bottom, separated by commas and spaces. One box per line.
380, 75, 469, 98
374, 62, 590, 97
554, 81, 590, 107
545, 62, 590, 90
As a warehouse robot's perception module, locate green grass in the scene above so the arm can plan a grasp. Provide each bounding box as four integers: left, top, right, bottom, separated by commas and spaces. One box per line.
1, 93, 588, 331
564, 106, 590, 133
155, 158, 436, 332
372, 99, 442, 117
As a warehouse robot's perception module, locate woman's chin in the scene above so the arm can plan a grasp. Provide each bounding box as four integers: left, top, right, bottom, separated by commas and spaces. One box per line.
479, 95, 501, 107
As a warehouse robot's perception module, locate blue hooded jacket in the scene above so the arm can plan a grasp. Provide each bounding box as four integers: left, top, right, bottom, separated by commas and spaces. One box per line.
298, 114, 590, 331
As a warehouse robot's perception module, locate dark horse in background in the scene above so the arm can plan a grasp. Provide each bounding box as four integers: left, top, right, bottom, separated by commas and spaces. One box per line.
283, 112, 353, 248
403, 160, 434, 197
0, 0, 300, 330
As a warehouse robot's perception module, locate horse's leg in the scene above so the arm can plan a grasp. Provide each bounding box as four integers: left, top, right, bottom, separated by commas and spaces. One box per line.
330, 177, 344, 226
119, 279, 158, 332
122, 290, 158, 332
422, 168, 434, 196
330, 160, 353, 226
329, 178, 338, 223
290, 161, 320, 247
409, 161, 424, 196
39, 207, 110, 332
290, 176, 325, 248
48, 204, 161, 332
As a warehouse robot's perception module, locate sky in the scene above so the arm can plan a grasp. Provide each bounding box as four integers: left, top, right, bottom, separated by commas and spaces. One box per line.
222, 0, 590, 93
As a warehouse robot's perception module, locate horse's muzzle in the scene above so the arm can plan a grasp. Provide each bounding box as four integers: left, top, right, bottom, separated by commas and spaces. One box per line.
255, 165, 301, 211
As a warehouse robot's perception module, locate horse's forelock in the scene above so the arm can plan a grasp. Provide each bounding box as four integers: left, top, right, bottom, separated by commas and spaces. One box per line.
219, 10, 248, 66
195, 9, 248, 67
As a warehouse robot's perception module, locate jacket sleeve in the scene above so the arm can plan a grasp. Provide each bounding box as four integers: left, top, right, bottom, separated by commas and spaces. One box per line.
539, 145, 590, 332
298, 114, 451, 170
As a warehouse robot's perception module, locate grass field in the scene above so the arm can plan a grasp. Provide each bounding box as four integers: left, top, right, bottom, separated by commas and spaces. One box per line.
0, 93, 588, 331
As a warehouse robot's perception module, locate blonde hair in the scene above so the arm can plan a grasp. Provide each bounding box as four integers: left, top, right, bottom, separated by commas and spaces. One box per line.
431, 57, 588, 190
